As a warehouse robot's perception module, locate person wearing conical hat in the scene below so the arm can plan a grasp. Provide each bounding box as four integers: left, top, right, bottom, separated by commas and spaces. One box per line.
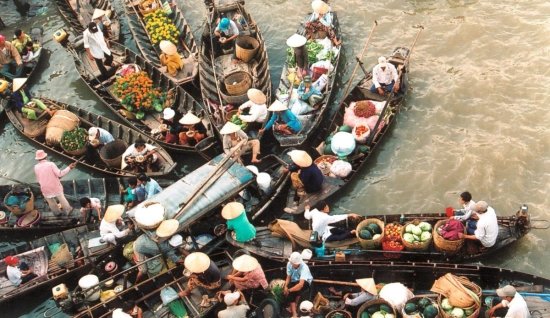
221, 121, 262, 163
237, 88, 268, 133
121, 137, 158, 173
370, 56, 400, 96
159, 40, 183, 77
287, 34, 310, 79
259, 100, 302, 136
284, 251, 313, 318
305, 0, 341, 46
226, 254, 268, 291
178, 112, 207, 146
92, 9, 106, 32
343, 278, 378, 307
222, 202, 256, 243
283, 150, 323, 199
11, 78, 55, 120
178, 252, 221, 297
99, 204, 134, 245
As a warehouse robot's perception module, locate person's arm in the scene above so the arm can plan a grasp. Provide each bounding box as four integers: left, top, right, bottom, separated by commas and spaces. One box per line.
83, 33, 94, 59
297, 83, 307, 98
25, 87, 34, 101
222, 136, 232, 154
392, 64, 400, 83
228, 21, 239, 39
372, 66, 381, 88
50, 162, 73, 179
454, 209, 472, 222
10, 44, 22, 65
487, 301, 505, 317
262, 113, 276, 131
109, 222, 130, 238
304, 206, 314, 220
104, 35, 110, 49
289, 279, 305, 293
283, 274, 291, 296
238, 100, 252, 110
326, 213, 349, 225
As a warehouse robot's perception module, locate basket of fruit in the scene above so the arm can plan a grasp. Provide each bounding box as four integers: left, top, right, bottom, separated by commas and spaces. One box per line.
381, 222, 404, 258
314, 155, 337, 176
401, 219, 433, 252
60, 127, 88, 156
356, 218, 384, 250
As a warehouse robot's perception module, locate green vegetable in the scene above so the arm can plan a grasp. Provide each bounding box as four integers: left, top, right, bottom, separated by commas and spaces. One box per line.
338, 125, 352, 133
325, 135, 334, 144
385, 314, 395, 318
413, 234, 421, 242
323, 144, 333, 155
359, 230, 372, 240
412, 226, 423, 236
136, 111, 145, 120
420, 232, 432, 242
379, 304, 392, 313
60, 127, 88, 151
419, 222, 432, 232
359, 146, 369, 153
153, 102, 163, 113
404, 303, 417, 314
361, 312, 370, 318
367, 305, 379, 314
405, 224, 415, 233
371, 312, 385, 318
464, 308, 474, 316
423, 305, 438, 318
403, 233, 414, 243
451, 307, 465, 318
441, 298, 453, 311
418, 298, 431, 309
367, 223, 382, 235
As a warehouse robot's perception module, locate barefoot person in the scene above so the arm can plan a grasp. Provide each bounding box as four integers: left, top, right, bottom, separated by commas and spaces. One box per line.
83, 21, 114, 81
283, 252, 313, 318
221, 122, 262, 163
178, 112, 207, 145
237, 88, 268, 133
12, 78, 55, 120
487, 285, 530, 318
283, 150, 323, 199
100, 204, 133, 245
212, 18, 240, 64
121, 138, 158, 173
304, 0, 341, 46
226, 254, 268, 291
343, 278, 378, 307
370, 56, 400, 96
159, 41, 183, 77
304, 200, 360, 242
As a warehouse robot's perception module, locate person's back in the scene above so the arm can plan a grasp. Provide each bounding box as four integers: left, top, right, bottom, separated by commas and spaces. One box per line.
299, 164, 324, 193
477, 206, 498, 247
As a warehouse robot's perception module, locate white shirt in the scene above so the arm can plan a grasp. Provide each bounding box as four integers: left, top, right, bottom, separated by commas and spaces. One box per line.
100, 219, 129, 239
7, 265, 22, 286
304, 208, 348, 241
372, 63, 399, 88
83, 29, 111, 59
501, 292, 530, 318
454, 200, 477, 222
474, 206, 499, 247
238, 100, 267, 123
81, 198, 101, 212
112, 308, 133, 318
215, 20, 240, 37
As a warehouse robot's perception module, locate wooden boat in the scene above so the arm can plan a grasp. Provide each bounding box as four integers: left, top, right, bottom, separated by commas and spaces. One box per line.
61, 34, 219, 158
0, 223, 126, 305
0, 178, 121, 240
124, 0, 199, 85
285, 46, 411, 214
226, 210, 548, 263
55, 0, 121, 42
274, 11, 341, 147
199, 0, 271, 140
246, 261, 550, 318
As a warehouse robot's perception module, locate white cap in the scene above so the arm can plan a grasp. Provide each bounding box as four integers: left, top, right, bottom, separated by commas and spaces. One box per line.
378, 56, 387, 67
289, 251, 303, 265
224, 291, 241, 305
169, 234, 183, 247
163, 108, 175, 120
300, 300, 314, 312
88, 127, 99, 140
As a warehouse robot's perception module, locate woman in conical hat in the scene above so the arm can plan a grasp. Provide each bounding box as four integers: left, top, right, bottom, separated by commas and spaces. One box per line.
222, 202, 256, 243
159, 41, 183, 77
178, 112, 207, 145
343, 278, 378, 307
178, 252, 222, 297
305, 0, 341, 46
259, 100, 302, 136
284, 150, 324, 198
220, 121, 262, 163
237, 88, 268, 133
11, 78, 55, 120
287, 34, 310, 79
226, 254, 268, 291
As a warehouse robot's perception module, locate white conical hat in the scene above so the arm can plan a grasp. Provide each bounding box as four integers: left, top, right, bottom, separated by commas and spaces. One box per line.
92, 9, 106, 20
288, 150, 312, 167
104, 204, 125, 223
247, 88, 266, 105
286, 34, 307, 48
312, 0, 329, 14
221, 202, 245, 220
179, 112, 201, 125
160, 40, 177, 55
232, 254, 259, 272
184, 252, 210, 273
356, 278, 377, 295
220, 122, 241, 134
12, 78, 27, 92
267, 100, 288, 112
156, 219, 179, 238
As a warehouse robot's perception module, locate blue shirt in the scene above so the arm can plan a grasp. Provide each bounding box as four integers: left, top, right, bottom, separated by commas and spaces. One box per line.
286, 262, 313, 284
264, 110, 302, 132
95, 128, 115, 145
134, 234, 180, 263
297, 83, 322, 100
310, 12, 332, 27
143, 178, 162, 200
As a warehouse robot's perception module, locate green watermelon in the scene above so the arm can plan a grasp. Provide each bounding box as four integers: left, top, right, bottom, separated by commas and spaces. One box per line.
367, 305, 379, 314
359, 146, 369, 153
325, 135, 334, 144
136, 111, 145, 120
404, 303, 417, 314
359, 230, 372, 240
338, 125, 352, 133
417, 298, 431, 309
423, 305, 438, 318
380, 304, 392, 313
367, 223, 382, 235
323, 144, 333, 155
361, 312, 370, 318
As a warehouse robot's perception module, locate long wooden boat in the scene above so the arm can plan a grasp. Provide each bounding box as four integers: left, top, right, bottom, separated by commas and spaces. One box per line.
6, 98, 176, 177
285, 46, 411, 214
199, 0, 271, 140
55, 0, 121, 42
226, 210, 545, 263
247, 261, 550, 318
124, 0, 199, 85
0, 178, 121, 240
274, 11, 341, 147
61, 34, 219, 158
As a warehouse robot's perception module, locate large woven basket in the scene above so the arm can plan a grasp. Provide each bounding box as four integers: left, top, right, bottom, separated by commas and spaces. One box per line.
401, 219, 433, 252
100, 139, 128, 168
4, 190, 34, 216
51, 243, 74, 267
433, 220, 465, 256
235, 36, 259, 63
224, 71, 252, 96
326, 310, 352, 318
220, 90, 249, 105
313, 292, 331, 315
135, 201, 166, 230
402, 296, 440, 318
24, 115, 49, 138
356, 218, 384, 249
61, 144, 87, 156
431, 274, 481, 311
46, 110, 79, 146
438, 294, 479, 318
357, 299, 397, 318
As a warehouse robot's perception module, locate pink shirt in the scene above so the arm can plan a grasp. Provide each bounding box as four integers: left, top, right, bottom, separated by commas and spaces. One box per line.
34, 160, 71, 196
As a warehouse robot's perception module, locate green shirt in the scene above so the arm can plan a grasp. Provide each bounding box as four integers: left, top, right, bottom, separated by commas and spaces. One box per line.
13, 35, 32, 53
226, 212, 256, 242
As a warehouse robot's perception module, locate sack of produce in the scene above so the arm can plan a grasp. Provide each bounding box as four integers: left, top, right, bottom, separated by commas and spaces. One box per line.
352, 124, 370, 144
329, 160, 352, 178
379, 283, 415, 313
290, 98, 315, 116
313, 74, 328, 91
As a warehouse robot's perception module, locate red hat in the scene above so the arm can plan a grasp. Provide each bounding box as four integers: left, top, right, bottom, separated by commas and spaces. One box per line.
5, 255, 19, 266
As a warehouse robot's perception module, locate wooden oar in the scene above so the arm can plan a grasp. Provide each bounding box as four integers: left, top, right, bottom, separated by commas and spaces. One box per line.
0, 173, 78, 201
206, 11, 227, 124
366, 25, 423, 146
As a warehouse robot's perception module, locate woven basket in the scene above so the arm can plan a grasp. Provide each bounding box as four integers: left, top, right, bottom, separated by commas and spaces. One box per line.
51, 243, 74, 267
431, 274, 481, 310
401, 219, 432, 252
438, 294, 479, 318
235, 36, 259, 63
24, 115, 49, 138
138, 0, 161, 15
313, 292, 331, 315
356, 218, 384, 249
61, 144, 87, 156
46, 110, 79, 146
135, 201, 166, 230
100, 139, 128, 168
4, 190, 34, 216
220, 90, 250, 106
225, 110, 239, 122
224, 71, 252, 96
433, 220, 465, 256
326, 310, 352, 318
402, 296, 440, 318
357, 299, 397, 318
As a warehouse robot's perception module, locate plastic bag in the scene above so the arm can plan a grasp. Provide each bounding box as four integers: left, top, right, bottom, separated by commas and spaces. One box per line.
379, 283, 414, 312
313, 74, 328, 91
290, 98, 314, 116
365, 115, 385, 133
316, 37, 332, 49
352, 124, 370, 144
286, 71, 301, 87
160, 286, 179, 306
329, 160, 352, 178
311, 60, 334, 73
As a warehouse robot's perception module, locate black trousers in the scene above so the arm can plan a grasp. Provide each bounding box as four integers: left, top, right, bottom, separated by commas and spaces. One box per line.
95, 53, 113, 81
325, 227, 355, 242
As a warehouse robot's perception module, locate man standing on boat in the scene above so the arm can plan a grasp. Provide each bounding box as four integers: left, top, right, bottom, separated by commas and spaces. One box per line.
458, 201, 498, 248
34, 150, 76, 216
212, 18, 240, 64
370, 56, 400, 96
487, 285, 530, 318
83, 21, 114, 82
0, 34, 23, 80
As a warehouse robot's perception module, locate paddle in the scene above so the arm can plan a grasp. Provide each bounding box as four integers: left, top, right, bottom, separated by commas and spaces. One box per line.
366, 25, 423, 146
206, 11, 227, 124
0, 173, 78, 201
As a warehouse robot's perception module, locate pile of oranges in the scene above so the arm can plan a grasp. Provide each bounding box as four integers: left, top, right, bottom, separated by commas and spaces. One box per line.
112, 71, 163, 113
383, 222, 404, 250
385, 223, 403, 239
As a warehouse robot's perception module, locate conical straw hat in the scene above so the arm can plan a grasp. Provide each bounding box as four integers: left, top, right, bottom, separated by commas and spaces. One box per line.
156, 219, 179, 238
233, 254, 259, 272
184, 252, 210, 273
221, 202, 245, 220
247, 88, 266, 105
267, 100, 288, 112
104, 204, 125, 223
92, 9, 106, 20
160, 41, 177, 55
12, 78, 27, 92
312, 0, 329, 14
356, 278, 377, 295
288, 150, 312, 167
220, 122, 241, 134
179, 112, 201, 125
286, 34, 307, 48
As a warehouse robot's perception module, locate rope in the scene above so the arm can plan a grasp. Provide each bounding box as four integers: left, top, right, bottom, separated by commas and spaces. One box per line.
42, 305, 62, 318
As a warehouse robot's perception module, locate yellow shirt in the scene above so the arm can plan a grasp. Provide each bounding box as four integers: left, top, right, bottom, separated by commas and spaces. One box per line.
160, 53, 183, 74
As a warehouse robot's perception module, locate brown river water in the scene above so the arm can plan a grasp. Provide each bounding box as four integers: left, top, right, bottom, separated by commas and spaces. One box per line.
1, 0, 549, 316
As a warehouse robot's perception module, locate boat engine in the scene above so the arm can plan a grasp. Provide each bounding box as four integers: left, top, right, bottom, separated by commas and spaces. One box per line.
516, 204, 530, 233
52, 284, 76, 313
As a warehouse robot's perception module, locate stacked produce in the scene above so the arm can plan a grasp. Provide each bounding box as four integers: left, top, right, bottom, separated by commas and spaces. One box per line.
382, 223, 404, 251
358, 221, 382, 240
286, 40, 325, 67
143, 10, 180, 45
440, 298, 475, 318
403, 222, 432, 245
60, 127, 87, 152
230, 114, 247, 130
112, 71, 166, 117
354, 101, 376, 118
360, 303, 395, 318
322, 125, 368, 157
403, 297, 439, 318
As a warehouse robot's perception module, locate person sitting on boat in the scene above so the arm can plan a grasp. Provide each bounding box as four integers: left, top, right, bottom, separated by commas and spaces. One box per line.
458, 201, 498, 248
100, 204, 133, 245
5, 255, 38, 287
112, 301, 143, 318
304, 200, 360, 242
305, 0, 341, 46
259, 100, 302, 136
370, 56, 400, 96
487, 285, 530, 318
283, 251, 313, 318
287, 34, 310, 79
20, 41, 36, 67
237, 88, 268, 133
221, 122, 262, 163
343, 278, 378, 307
136, 173, 162, 200
216, 290, 249, 318
13, 29, 34, 53
178, 112, 207, 146
134, 227, 185, 284
159, 108, 182, 144
178, 252, 222, 297
159, 41, 183, 77
11, 78, 55, 120
297, 75, 323, 108
213, 18, 240, 64
121, 138, 158, 173
79, 196, 104, 222
283, 150, 324, 198
226, 254, 268, 292
83, 21, 114, 82
222, 202, 256, 243
0, 34, 23, 80
86, 126, 114, 162
451, 191, 479, 234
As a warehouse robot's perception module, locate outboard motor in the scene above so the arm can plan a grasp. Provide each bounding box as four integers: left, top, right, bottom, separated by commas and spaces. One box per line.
516, 204, 530, 234
52, 284, 76, 313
